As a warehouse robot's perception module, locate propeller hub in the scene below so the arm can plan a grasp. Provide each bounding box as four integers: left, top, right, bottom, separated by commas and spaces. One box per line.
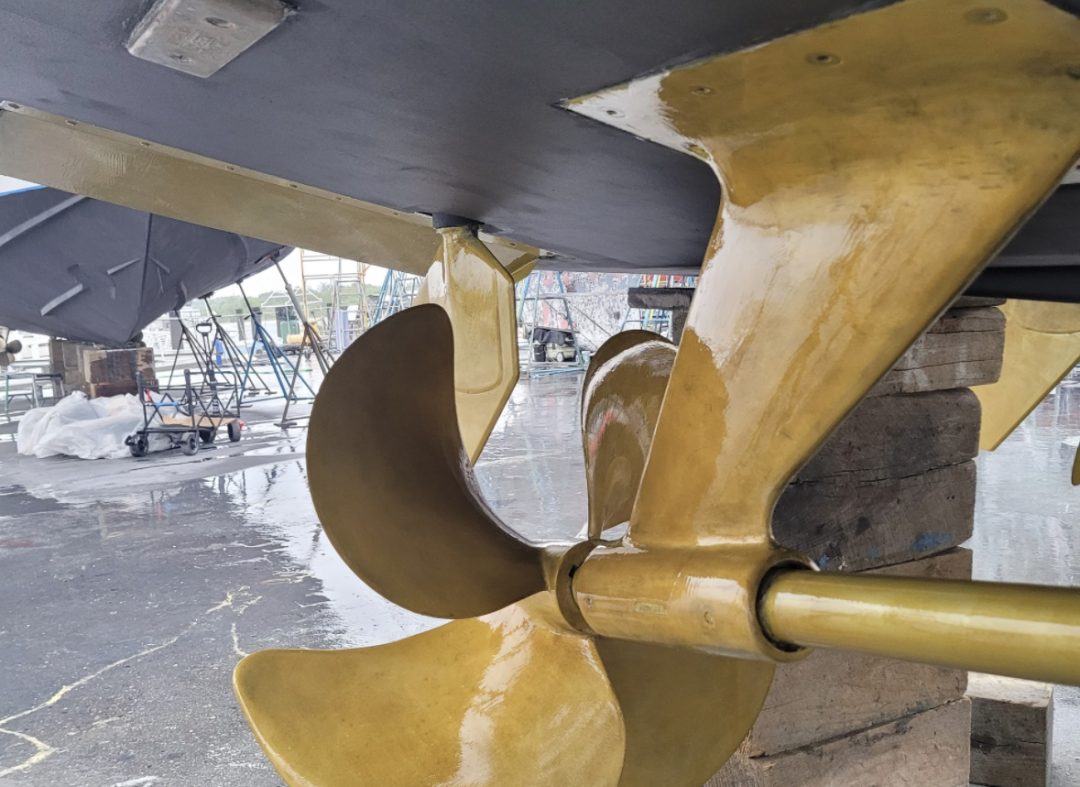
540, 540, 603, 634
572, 542, 815, 662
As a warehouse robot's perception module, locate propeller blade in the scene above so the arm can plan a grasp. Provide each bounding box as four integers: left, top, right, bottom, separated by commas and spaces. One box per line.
235, 594, 626, 787
581, 333, 674, 538
307, 304, 545, 618
974, 299, 1080, 451
415, 226, 519, 463
595, 638, 773, 787
581, 329, 666, 399
575, 0, 1080, 548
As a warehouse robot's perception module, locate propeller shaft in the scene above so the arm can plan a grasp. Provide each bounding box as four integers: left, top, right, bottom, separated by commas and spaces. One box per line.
761, 571, 1080, 685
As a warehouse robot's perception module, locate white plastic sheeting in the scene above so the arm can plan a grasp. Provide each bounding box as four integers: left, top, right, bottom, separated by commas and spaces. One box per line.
16, 391, 162, 459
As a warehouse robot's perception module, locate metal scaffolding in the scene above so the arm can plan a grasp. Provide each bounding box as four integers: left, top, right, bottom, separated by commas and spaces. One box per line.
371, 270, 422, 324
298, 250, 373, 352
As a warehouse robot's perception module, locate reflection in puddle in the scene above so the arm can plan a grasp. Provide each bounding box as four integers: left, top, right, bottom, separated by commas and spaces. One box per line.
0, 483, 69, 518
166, 461, 436, 647
476, 373, 586, 542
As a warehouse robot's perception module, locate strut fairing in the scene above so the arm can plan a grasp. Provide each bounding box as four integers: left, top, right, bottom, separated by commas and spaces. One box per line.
0, 183, 287, 345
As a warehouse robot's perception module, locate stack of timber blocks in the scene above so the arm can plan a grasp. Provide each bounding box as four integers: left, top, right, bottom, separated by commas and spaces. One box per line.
48, 339, 157, 398
83, 347, 157, 397
968, 673, 1054, 787
49, 337, 94, 393
706, 297, 1006, 787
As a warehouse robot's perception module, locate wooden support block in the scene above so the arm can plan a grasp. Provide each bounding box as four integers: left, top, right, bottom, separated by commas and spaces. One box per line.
737, 549, 971, 758
773, 461, 974, 571
49, 337, 91, 392
671, 309, 687, 344
872, 306, 1004, 395
952, 296, 1005, 308
707, 700, 972, 787
797, 388, 979, 484
627, 286, 694, 341
929, 307, 1006, 336
87, 381, 141, 398
626, 287, 694, 310
81, 347, 156, 397
968, 673, 1053, 787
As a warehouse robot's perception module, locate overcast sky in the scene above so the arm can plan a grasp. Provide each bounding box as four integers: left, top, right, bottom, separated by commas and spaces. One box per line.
224, 248, 389, 297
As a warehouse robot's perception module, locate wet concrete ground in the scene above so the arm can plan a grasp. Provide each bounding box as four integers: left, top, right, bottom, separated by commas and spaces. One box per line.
0, 371, 1077, 785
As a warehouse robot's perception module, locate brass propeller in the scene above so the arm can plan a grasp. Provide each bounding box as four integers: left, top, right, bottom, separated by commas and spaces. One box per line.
581, 331, 674, 538
306, 305, 547, 619
580, 329, 667, 398
235, 594, 628, 786
305, 222, 541, 619
254, 306, 781, 785
238, 1, 1080, 784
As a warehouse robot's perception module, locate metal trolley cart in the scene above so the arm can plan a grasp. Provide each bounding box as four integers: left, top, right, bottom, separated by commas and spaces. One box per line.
126, 369, 243, 457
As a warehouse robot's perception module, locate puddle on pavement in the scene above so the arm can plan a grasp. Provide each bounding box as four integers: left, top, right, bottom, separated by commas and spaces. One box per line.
0, 483, 68, 519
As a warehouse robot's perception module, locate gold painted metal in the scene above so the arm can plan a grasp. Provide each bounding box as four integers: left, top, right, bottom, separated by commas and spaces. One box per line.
503, 250, 539, 283
414, 227, 520, 462
581, 329, 665, 398
974, 299, 1080, 450
569, 0, 1080, 550
306, 305, 546, 619
235, 593, 627, 787
0, 104, 538, 276
239, 1, 1080, 784
575, 543, 811, 661
1073, 440, 1080, 487
581, 333, 674, 538
289, 301, 783, 783
762, 571, 1080, 685
594, 637, 774, 787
